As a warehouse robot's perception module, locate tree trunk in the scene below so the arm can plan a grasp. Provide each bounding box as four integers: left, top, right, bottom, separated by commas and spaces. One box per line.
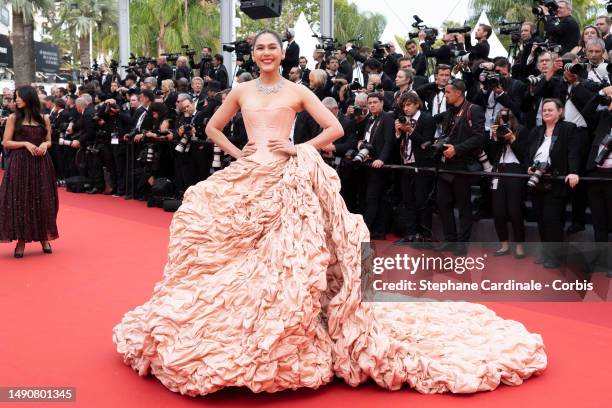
11, 11, 35, 87
79, 32, 91, 70
157, 21, 166, 55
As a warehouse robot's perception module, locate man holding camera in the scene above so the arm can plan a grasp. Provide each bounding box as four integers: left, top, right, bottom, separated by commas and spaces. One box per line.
156, 55, 173, 88
419, 31, 453, 67
456, 24, 492, 62
584, 39, 609, 85
434, 79, 486, 255
512, 22, 544, 80
541, 0, 580, 54
405, 40, 427, 77
357, 93, 395, 239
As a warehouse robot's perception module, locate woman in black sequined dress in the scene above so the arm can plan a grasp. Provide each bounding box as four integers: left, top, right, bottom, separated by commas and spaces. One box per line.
0, 85, 58, 258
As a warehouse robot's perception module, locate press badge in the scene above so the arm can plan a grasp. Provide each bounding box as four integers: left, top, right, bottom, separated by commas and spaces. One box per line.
111, 133, 119, 145
491, 178, 499, 190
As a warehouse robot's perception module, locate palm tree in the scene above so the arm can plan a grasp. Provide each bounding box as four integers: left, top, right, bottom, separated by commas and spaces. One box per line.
51, 0, 117, 69
469, 0, 602, 26
0, 0, 53, 86
334, 0, 386, 48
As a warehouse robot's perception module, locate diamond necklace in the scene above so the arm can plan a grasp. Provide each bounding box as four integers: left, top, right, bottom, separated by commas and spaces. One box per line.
255, 77, 285, 95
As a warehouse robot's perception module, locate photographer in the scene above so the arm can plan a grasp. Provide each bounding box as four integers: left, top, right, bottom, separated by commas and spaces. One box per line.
527, 98, 580, 268
363, 58, 395, 92
299, 57, 311, 86
583, 87, 612, 274
456, 24, 492, 62
193, 47, 213, 79
595, 15, 612, 52
490, 109, 530, 258
99, 99, 132, 197
394, 92, 435, 246
525, 51, 563, 128
156, 55, 174, 87
205, 54, 229, 90
468, 58, 528, 129
571, 26, 603, 60
393, 69, 416, 115
335, 48, 353, 82
584, 38, 609, 85
161, 79, 178, 121
190, 77, 207, 111
434, 79, 486, 256
70, 96, 96, 178
541, 0, 580, 54
416, 64, 453, 138
138, 102, 173, 198
405, 40, 427, 77
382, 43, 402, 82
419, 31, 453, 66
512, 22, 543, 80
313, 48, 326, 70
175, 56, 192, 82
281, 29, 300, 79
49, 98, 71, 185
357, 92, 395, 240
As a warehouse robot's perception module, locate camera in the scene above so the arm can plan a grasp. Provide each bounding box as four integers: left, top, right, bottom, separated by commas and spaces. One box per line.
212, 144, 223, 172
527, 74, 544, 86
353, 142, 374, 163
532, 0, 559, 17
161, 52, 180, 64
175, 134, 191, 153
595, 132, 612, 166
223, 40, 251, 60
527, 161, 551, 188
349, 79, 362, 92
563, 61, 587, 75
421, 136, 450, 155
479, 70, 504, 91
499, 21, 523, 43
350, 105, 363, 119
496, 124, 511, 140
475, 150, 493, 172
447, 26, 471, 35
409, 15, 439, 43
181, 44, 196, 58
86, 144, 101, 155
533, 41, 562, 55
398, 115, 408, 125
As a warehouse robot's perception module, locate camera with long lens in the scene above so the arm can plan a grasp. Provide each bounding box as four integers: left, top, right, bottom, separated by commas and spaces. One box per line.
532, 0, 559, 18
161, 52, 180, 64
526, 74, 544, 86
532, 41, 562, 56
372, 41, 391, 61
447, 26, 471, 35
58, 123, 72, 146
223, 40, 251, 60
527, 161, 551, 188
211, 144, 223, 172
499, 21, 523, 43
474, 149, 493, 172
349, 79, 362, 92
181, 44, 196, 58
409, 15, 439, 43
353, 142, 374, 163
594, 132, 612, 166
175, 125, 193, 153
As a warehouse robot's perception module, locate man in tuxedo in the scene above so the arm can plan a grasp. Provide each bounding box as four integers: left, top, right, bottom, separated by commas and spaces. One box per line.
363, 58, 395, 91
281, 29, 300, 78
456, 24, 491, 62
289, 67, 303, 85
419, 31, 454, 66
299, 57, 311, 86
416, 64, 453, 140
434, 79, 486, 255
405, 40, 427, 76
190, 77, 207, 112
358, 92, 395, 239
596, 15, 612, 52
397, 57, 428, 88
336, 48, 353, 82
205, 54, 229, 90
313, 49, 326, 70
98, 63, 113, 96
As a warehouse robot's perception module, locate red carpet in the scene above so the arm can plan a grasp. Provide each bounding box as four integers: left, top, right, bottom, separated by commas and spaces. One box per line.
1, 188, 611, 407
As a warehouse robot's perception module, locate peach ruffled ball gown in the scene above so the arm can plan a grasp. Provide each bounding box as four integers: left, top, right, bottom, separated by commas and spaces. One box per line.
112, 105, 547, 396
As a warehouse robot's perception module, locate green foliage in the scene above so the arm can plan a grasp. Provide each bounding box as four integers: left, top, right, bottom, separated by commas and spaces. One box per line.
237, 0, 319, 37
334, 0, 386, 49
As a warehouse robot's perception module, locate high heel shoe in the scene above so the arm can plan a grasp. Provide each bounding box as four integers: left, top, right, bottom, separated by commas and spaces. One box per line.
41, 241, 52, 254
14, 242, 25, 258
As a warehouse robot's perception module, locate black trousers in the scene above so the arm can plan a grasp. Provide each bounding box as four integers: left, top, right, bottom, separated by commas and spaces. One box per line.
360, 167, 388, 234
436, 174, 474, 242
87, 143, 116, 190
587, 170, 612, 242
112, 143, 127, 194
491, 164, 525, 242
532, 190, 566, 260
570, 127, 590, 226
401, 169, 434, 238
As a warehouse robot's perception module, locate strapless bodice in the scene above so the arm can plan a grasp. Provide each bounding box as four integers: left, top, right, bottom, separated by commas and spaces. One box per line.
241, 106, 297, 163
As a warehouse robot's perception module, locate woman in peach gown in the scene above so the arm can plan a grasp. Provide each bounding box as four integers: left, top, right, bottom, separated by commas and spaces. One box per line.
113, 30, 547, 396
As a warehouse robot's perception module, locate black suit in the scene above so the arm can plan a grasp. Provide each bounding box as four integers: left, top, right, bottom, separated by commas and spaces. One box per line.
436, 102, 487, 243
465, 38, 490, 61
212, 65, 229, 90
74, 106, 96, 146
398, 111, 436, 238
99, 74, 112, 96
528, 121, 580, 261
300, 67, 311, 87
358, 111, 395, 235
338, 59, 353, 82
421, 41, 452, 66
411, 53, 427, 76
544, 15, 580, 55
156, 63, 174, 88
282, 41, 300, 78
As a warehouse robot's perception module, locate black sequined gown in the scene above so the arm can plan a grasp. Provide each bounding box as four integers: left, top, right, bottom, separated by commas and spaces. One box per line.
0, 124, 59, 242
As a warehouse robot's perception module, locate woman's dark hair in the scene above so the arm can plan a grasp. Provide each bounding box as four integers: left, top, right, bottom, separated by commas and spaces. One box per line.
253, 30, 283, 48
494, 108, 519, 132
149, 102, 168, 122
579, 25, 601, 48
14, 85, 45, 134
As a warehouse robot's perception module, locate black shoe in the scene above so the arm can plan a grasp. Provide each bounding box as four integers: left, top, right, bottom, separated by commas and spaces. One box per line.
543, 259, 561, 269
514, 251, 526, 260
14, 242, 25, 258
433, 242, 456, 252
103, 189, 116, 196
395, 235, 415, 245
124, 195, 133, 200
454, 243, 468, 256
370, 232, 386, 240
534, 256, 548, 265
494, 248, 510, 257
41, 241, 52, 254
566, 223, 585, 234
86, 187, 101, 194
